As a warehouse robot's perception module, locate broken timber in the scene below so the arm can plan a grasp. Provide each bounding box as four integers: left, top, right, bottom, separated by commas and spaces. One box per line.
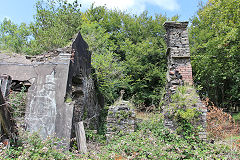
0, 75, 17, 143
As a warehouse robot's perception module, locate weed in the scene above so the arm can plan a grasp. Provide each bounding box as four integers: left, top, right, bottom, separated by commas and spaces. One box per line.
96, 114, 240, 159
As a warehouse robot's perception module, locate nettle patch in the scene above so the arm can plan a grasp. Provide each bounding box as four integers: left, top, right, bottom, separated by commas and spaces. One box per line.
165, 86, 202, 137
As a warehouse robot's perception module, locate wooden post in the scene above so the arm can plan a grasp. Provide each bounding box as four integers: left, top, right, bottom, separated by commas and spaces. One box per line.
0, 90, 11, 138
0, 75, 17, 144
0, 75, 12, 98
75, 121, 87, 153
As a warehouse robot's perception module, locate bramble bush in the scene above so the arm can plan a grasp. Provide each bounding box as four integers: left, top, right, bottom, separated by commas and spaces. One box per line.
0, 129, 83, 159
1, 112, 239, 159
91, 114, 240, 159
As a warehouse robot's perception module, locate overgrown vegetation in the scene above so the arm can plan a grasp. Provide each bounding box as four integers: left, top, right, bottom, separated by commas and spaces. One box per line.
96, 114, 239, 159
204, 98, 239, 140
165, 86, 202, 137
0, 129, 82, 159
1, 86, 239, 159
8, 86, 27, 120
233, 112, 240, 123
0, 0, 240, 158
1, 114, 239, 159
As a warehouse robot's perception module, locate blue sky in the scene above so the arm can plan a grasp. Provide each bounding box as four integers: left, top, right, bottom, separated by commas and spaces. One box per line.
0, 0, 208, 25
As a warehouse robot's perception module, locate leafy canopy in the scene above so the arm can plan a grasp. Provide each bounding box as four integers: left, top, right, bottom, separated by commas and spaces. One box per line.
189, 0, 240, 110
0, 0, 178, 108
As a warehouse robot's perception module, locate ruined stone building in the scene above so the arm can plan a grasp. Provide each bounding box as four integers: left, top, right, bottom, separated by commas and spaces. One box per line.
0, 33, 103, 148
163, 21, 207, 140
0, 22, 208, 148
106, 90, 136, 139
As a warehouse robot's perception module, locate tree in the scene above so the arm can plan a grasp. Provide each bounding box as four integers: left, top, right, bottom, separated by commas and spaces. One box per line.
29, 0, 82, 54
80, 21, 129, 104
0, 0, 177, 108
189, 0, 240, 110
0, 18, 31, 53
83, 7, 172, 108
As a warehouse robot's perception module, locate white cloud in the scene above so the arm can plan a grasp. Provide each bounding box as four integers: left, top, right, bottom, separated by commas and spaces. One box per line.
149, 0, 180, 11
66, 0, 180, 14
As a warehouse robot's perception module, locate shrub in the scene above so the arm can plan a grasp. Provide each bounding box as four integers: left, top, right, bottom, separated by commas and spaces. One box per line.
164, 86, 202, 137
205, 98, 239, 140
92, 113, 240, 159
0, 129, 82, 159
232, 112, 240, 123
8, 86, 27, 121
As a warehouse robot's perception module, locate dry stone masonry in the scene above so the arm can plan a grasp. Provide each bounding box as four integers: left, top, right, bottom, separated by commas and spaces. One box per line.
106, 96, 136, 139
163, 21, 207, 140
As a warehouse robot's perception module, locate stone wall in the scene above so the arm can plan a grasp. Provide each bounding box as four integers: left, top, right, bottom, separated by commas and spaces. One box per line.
69, 33, 103, 139
163, 22, 207, 140
106, 100, 136, 139
0, 32, 103, 149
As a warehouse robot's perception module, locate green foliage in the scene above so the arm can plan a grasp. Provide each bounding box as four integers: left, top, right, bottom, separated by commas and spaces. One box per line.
1, 110, 239, 159
232, 112, 240, 122
169, 86, 198, 109
9, 86, 27, 118
177, 108, 199, 121
124, 37, 167, 107
175, 108, 200, 137
189, 0, 240, 110
85, 130, 106, 144
80, 21, 129, 104
29, 0, 82, 54
166, 86, 201, 136
0, 131, 81, 159
81, 6, 171, 106
0, 0, 82, 55
0, 18, 31, 53
65, 96, 72, 103
93, 114, 239, 159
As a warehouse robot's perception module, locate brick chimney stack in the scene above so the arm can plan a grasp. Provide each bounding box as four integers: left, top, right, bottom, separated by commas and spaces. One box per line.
163, 21, 193, 94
